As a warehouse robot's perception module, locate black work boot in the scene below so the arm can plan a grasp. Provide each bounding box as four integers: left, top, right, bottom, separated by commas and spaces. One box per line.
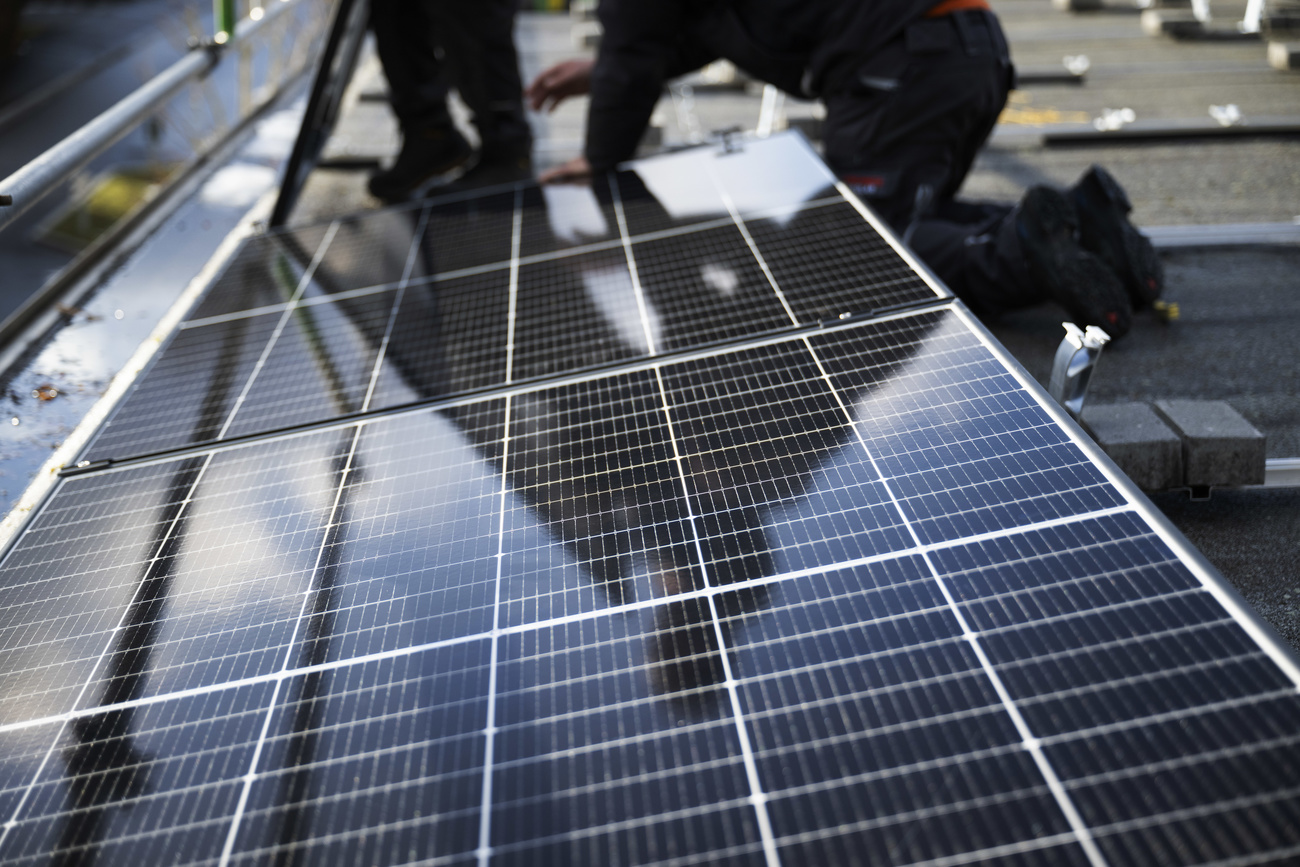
368, 126, 474, 203
1070, 165, 1164, 309
1016, 186, 1133, 338
440, 139, 533, 193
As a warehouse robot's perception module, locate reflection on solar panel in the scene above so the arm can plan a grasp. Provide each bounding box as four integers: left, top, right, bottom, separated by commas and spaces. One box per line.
1, 132, 1297, 866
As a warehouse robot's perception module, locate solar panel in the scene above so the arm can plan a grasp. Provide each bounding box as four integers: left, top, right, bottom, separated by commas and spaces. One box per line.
1, 132, 1297, 866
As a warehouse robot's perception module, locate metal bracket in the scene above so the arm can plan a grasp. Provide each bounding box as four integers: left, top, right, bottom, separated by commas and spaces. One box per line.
716, 126, 745, 154
1048, 322, 1110, 421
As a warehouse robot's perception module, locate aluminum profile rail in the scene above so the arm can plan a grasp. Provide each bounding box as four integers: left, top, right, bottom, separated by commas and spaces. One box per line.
1145, 220, 1300, 249
1264, 458, 1300, 488
0, 0, 301, 233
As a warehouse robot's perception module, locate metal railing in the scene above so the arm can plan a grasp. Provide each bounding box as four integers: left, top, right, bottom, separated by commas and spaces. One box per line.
0, 0, 305, 233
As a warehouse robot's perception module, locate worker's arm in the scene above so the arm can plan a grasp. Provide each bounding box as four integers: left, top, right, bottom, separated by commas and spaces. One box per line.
584, 0, 691, 172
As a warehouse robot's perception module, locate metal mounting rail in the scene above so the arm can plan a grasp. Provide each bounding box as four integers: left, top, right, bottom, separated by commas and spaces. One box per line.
1145, 220, 1300, 249
1264, 458, 1300, 488
989, 114, 1300, 146
0, 0, 300, 233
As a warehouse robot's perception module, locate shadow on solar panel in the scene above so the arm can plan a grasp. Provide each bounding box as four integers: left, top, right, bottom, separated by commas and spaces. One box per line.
4, 133, 1300, 866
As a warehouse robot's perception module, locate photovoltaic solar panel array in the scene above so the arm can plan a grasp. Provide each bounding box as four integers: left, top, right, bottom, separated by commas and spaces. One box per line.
0, 132, 1297, 866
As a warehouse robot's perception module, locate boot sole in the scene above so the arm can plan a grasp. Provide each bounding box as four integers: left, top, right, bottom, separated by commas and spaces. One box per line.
368, 148, 475, 203
1020, 187, 1133, 338
1074, 166, 1164, 309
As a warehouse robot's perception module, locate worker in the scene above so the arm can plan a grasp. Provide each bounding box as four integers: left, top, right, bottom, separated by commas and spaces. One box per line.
525, 0, 1163, 338
368, 0, 532, 202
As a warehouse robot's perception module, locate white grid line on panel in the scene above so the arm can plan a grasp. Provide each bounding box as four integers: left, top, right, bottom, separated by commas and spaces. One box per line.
487, 723, 743, 785
851, 373, 1045, 435
1066, 731, 1300, 791
178, 199, 852, 332
869, 424, 1079, 480
505, 188, 523, 385
761, 742, 1030, 807
10, 814, 247, 857
610, 174, 659, 356
493, 632, 979, 739
974, 587, 1209, 641
1039, 686, 1300, 748
990, 615, 1238, 676
71, 226, 338, 466
774, 780, 1063, 854
747, 688, 1012, 755
486, 794, 757, 859
736, 630, 974, 692
237, 830, 471, 867
1177, 842, 1300, 867
933, 554, 1194, 620
1010, 651, 1273, 712
0, 695, 274, 841
831, 180, 950, 302
1088, 784, 1300, 841
475, 194, 843, 284
181, 279, 406, 331
651, 366, 780, 867
0, 453, 217, 849
217, 424, 366, 866
948, 304, 1300, 692
0, 629, 489, 738
476, 392, 513, 867
705, 166, 800, 328
360, 206, 434, 413
893, 832, 1083, 867
0, 503, 1146, 740
215, 221, 342, 442
799, 334, 1111, 867
495, 614, 972, 716
67, 305, 961, 481
41, 717, 1290, 867
244, 768, 482, 819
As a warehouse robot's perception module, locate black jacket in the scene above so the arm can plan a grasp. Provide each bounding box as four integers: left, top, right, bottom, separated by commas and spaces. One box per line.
585, 0, 938, 171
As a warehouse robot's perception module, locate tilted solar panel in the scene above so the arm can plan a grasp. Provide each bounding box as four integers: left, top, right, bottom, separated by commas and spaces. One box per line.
0, 132, 1296, 866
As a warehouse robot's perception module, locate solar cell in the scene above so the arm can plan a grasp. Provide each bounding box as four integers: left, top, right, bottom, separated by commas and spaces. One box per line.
186, 222, 335, 322
81, 136, 945, 464
1, 132, 1297, 866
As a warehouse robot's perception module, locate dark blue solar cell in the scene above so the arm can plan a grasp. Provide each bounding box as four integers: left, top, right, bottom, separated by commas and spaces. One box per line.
233, 642, 491, 865
766, 751, 1073, 864
1, 684, 274, 865
489, 610, 763, 864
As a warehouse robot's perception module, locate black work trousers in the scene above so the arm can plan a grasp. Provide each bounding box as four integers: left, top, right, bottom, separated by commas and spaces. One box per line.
823, 10, 1037, 314
370, 0, 530, 153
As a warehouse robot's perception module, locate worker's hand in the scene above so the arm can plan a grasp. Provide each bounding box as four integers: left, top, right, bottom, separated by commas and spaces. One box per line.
526, 59, 595, 113
539, 156, 593, 185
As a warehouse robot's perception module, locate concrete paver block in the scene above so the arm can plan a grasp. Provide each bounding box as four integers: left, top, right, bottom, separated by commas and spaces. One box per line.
1268, 41, 1300, 71
1082, 403, 1183, 491
1052, 0, 1104, 12
1141, 9, 1205, 37
1153, 400, 1266, 487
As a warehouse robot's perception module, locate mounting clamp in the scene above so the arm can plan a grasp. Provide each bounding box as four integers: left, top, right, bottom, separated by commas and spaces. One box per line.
1049, 322, 1110, 421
